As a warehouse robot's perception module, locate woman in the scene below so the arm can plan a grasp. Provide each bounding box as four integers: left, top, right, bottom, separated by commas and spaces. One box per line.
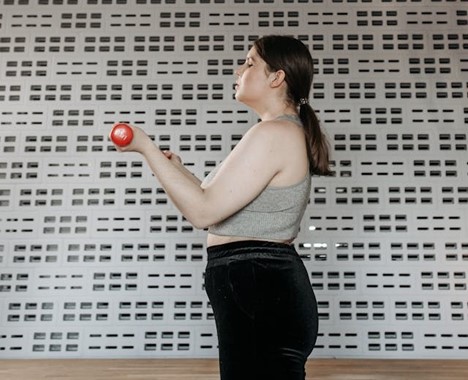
113, 35, 331, 380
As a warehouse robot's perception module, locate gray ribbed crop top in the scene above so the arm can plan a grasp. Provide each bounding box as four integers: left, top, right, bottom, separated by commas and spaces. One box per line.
205, 114, 311, 240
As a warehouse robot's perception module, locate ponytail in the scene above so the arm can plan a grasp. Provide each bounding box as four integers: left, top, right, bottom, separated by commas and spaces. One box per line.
299, 103, 332, 176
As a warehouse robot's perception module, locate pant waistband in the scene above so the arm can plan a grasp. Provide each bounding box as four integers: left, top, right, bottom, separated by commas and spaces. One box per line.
207, 240, 297, 262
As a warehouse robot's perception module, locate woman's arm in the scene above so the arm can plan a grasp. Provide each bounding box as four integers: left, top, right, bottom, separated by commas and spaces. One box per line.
113, 123, 283, 229
162, 150, 202, 187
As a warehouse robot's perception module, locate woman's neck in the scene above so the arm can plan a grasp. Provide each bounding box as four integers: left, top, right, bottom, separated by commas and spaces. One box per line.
258, 107, 298, 122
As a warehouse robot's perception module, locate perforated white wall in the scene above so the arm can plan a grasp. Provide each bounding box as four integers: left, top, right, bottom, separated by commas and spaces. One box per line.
0, 0, 467, 360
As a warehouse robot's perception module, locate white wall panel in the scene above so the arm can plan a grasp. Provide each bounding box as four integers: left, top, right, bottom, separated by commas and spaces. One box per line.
0, 0, 467, 359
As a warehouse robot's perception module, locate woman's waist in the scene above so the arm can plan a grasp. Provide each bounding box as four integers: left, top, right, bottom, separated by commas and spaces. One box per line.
206, 236, 299, 266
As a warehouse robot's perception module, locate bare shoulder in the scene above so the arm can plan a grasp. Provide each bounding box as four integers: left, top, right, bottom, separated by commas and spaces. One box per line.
252, 118, 305, 145
254, 118, 309, 186
233, 118, 306, 163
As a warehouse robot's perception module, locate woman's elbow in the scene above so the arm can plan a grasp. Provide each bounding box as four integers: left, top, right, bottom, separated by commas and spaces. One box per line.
191, 219, 211, 230
186, 212, 213, 230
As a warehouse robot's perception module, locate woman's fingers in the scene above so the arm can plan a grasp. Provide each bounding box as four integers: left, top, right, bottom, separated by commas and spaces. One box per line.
163, 150, 182, 163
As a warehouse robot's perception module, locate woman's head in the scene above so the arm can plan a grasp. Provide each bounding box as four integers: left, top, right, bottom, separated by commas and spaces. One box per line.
253, 35, 314, 108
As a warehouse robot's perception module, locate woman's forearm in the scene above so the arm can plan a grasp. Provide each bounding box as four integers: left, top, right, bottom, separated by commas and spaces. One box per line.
141, 144, 209, 228
169, 157, 202, 187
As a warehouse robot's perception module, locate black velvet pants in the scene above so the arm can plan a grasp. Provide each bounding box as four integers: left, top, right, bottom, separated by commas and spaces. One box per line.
205, 240, 318, 380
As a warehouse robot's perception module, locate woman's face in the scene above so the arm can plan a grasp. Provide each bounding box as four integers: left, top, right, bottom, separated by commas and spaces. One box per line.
234, 46, 274, 107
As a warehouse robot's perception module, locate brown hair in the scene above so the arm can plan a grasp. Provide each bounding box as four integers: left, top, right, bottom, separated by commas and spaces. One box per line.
254, 35, 332, 176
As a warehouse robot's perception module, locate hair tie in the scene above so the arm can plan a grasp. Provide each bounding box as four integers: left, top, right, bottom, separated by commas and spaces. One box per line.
299, 98, 309, 106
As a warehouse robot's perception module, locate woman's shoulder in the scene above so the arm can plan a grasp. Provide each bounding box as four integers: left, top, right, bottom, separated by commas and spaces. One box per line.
257, 118, 309, 184
237, 118, 306, 159
253, 117, 305, 143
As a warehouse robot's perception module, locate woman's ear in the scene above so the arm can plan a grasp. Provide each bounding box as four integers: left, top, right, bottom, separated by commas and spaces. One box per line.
269, 70, 286, 88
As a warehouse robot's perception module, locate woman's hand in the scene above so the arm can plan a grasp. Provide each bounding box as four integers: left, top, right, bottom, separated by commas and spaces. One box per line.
162, 150, 185, 169
162, 150, 182, 164
110, 125, 154, 154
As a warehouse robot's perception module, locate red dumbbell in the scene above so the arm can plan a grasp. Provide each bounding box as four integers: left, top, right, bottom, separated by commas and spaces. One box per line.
110, 123, 134, 147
